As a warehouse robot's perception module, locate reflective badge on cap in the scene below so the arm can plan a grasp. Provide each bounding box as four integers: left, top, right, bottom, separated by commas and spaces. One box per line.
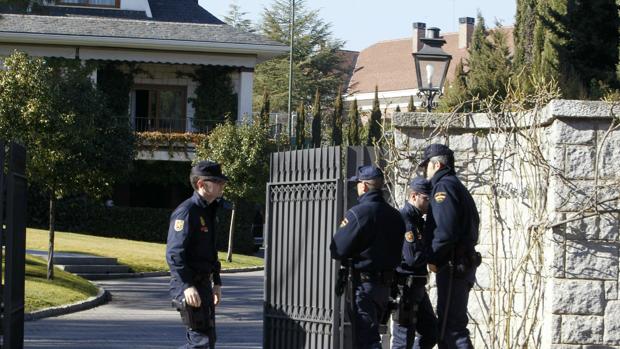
174, 219, 185, 232
405, 231, 414, 242
434, 192, 447, 203
340, 218, 349, 228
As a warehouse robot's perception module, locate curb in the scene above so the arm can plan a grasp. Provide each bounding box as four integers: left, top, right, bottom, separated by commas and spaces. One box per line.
25, 286, 110, 322
82, 266, 265, 280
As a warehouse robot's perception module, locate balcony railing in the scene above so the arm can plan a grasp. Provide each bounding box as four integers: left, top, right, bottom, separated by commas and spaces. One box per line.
133, 117, 219, 134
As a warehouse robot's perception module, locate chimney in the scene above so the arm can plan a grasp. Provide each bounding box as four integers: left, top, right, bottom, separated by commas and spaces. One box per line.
412, 22, 426, 53
458, 17, 475, 49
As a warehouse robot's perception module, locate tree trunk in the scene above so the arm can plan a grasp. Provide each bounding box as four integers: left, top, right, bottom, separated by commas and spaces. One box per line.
47, 195, 55, 280
226, 203, 236, 263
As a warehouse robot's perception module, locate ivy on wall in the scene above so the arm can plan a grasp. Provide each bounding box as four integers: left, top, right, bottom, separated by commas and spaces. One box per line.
179, 66, 238, 128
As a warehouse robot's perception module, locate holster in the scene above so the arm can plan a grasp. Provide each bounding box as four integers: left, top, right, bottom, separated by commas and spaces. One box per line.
172, 298, 214, 332
390, 276, 421, 326
454, 246, 482, 274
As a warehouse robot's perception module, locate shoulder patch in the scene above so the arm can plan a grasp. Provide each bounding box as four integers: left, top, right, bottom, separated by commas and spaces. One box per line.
405, 231, 414, 243
434, 191, 447, 203
339, 217, 349, 228
174, 219, 185, 232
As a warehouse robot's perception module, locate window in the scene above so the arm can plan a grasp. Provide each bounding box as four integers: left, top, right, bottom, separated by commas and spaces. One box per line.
57, 0, 120, 8
134, 85, 188, 133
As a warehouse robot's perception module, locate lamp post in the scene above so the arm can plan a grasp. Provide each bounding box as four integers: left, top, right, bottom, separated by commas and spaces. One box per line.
412, 27, 452, 112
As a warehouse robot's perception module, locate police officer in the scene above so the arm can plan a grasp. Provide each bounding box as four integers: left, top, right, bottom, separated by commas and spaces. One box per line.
330, 165, 405, 349
166, 160, 228, 349
391, 176, 438, 349
420, 144, 480, 349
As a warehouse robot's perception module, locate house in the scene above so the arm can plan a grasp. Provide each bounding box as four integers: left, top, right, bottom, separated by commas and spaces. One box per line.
0, 0, 287, 207
345, 17, 514, 117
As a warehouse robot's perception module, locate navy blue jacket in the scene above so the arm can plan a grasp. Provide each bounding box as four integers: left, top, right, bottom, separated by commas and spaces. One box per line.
330, 190, 405, 271
426, 168, 479, 267
166, 191, 222, 297
397, 201, 430, 276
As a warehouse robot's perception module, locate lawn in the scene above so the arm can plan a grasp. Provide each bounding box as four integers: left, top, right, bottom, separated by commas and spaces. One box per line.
26, 228, 264, 273
25, 254, 99, 313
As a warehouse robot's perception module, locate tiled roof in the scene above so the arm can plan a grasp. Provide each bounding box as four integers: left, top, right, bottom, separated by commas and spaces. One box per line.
147, 0, 224, 24
3, 0, 225, 24
0, 13, 284, 47
347, 27, 514, 95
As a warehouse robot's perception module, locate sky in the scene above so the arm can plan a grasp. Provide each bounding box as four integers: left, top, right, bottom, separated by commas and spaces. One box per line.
198, 0, 517, 51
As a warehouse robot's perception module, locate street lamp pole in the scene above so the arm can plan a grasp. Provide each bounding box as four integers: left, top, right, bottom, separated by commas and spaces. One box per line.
287, 0, 295, 139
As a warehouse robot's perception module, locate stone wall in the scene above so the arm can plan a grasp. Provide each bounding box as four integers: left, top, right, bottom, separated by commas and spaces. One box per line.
392, 100, 620, 348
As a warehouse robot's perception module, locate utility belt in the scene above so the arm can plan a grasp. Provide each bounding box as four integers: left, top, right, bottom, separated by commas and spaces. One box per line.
193, 273, 214, 287
452, 246, 482, 274
357, 270, 395, 286
396, 274, 428, 287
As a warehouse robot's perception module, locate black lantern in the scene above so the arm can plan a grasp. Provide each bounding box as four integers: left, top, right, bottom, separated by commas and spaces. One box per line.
412, 27, 452, 112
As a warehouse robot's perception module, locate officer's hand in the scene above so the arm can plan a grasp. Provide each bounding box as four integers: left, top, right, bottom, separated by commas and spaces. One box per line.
428, 264, 438, 273
213, 285, 222, 306
184, 286, 201, 308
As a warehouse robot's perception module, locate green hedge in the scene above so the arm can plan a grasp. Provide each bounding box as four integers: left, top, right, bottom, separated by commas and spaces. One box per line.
28, 196, 257, 254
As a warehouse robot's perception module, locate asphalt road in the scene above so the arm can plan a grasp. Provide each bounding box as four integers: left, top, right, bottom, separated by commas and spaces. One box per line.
24, 271, 264, 349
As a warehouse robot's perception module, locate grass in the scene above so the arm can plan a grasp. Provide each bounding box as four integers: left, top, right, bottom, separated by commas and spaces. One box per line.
26, 228, 264, 273
25, 254, 99, 313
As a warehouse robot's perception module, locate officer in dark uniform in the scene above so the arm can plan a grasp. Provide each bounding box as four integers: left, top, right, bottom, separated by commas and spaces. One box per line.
391, 176, 438, 349
166, 160, 228, 349
330, 165, 405, 349
419, 144, 480, 349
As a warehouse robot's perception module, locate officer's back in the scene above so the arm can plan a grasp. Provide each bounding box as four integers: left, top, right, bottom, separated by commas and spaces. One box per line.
330, 168, 404, 270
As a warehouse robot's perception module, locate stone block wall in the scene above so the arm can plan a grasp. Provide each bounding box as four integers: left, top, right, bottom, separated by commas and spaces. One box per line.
392, 100, 620, 348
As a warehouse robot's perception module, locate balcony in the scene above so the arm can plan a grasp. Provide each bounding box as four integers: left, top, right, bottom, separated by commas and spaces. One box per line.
132, 116, 220, 134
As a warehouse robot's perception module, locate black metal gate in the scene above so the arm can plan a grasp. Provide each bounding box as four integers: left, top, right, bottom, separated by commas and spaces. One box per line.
264, 146, 376, 349
0, 141, 27, 349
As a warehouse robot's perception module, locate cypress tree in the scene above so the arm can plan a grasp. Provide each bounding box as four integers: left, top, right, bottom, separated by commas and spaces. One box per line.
258, 90, 270, 129
438, 59, 469, 112
394, 105, 401, 112
407, 95, 416, 112
347, 98, 361, 146
311, 89, 321, 147
366, 85, 382, 146
525, 0, 619, 98
295, 102, 305, 148
514, 0, 538, 73
331, 85, 343, 146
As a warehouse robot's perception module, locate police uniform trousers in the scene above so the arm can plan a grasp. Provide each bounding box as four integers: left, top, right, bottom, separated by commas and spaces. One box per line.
390, 289, 438, 349
355, 281, 390, 349
436, 266, 476, 349
178, 282, 216, 349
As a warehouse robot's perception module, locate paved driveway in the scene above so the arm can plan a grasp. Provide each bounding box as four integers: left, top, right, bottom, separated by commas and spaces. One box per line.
24, 271, 263, 349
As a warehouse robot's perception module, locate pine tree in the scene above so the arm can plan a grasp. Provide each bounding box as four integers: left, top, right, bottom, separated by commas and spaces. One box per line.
331, 86, 343, 145
295, 102, 305, 148
255, 0, 345, 111
223, 2, 255, 32
438, 59, 469, 112
258, 90, 270, 130
347, 98, 361, 146
366, 86, 382, 146
395, 105, 401, 112
311, 88, 321, 147
407, 95, 416, 112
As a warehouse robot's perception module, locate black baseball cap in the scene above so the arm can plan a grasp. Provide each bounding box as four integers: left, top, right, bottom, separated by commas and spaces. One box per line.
191, 160, 228, 181
348, 165, 384, 182
418, 143, 454, 167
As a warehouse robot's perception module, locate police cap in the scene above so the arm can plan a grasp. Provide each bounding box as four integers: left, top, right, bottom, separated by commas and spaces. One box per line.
418, 143, 454, 167
348, 165, 384, 182
191, 160, 229, 181
409, 176, 431, 195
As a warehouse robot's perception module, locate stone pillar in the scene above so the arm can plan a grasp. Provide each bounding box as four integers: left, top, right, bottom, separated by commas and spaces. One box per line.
237, 67, 254, 122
